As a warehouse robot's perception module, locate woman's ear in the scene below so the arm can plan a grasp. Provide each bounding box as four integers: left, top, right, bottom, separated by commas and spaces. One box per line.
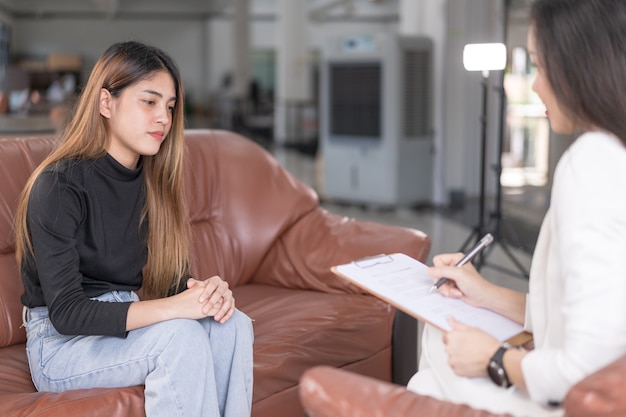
99, 88, 112, 118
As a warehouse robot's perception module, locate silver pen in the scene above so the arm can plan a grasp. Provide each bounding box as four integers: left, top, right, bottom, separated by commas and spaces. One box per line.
429, 233, 494, 293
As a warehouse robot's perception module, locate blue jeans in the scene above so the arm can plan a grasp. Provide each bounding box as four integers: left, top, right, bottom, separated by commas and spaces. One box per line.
25, 291, 254, 417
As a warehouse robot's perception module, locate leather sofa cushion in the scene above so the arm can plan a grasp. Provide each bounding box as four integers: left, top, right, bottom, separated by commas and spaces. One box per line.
234, 284, 394, 403
0, 343, 145, 416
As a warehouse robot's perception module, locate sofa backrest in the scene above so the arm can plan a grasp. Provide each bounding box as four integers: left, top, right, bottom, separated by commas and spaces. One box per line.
183, 130, 319, 287
0, 135, 59, 347
0, 130, 318, 348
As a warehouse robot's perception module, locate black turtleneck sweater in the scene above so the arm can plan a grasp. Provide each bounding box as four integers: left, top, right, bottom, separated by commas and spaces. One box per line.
21, 154, 147, 337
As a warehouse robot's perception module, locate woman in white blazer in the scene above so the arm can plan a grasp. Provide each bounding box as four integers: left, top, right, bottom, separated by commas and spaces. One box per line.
407, 1, 626, 416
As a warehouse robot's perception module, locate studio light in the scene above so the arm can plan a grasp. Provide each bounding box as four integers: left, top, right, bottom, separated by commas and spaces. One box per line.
463, 43, 507, 73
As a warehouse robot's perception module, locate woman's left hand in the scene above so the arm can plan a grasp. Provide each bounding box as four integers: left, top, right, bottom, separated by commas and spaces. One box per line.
443, 317, 500, 377
187, 276, 235, 324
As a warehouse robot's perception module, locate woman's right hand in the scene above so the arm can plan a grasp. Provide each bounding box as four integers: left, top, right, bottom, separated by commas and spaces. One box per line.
186, 276, 235, 324
127, 285, 213, 331
165, 284, 216, 320
427, 252, 495, 309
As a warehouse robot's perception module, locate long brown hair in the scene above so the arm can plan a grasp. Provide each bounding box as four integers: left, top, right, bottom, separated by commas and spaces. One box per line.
15, 41, 190, 299
530, 0, 626, 144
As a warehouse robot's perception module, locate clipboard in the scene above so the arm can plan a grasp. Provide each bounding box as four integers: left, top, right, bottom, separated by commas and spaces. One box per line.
332, 253, 532, 345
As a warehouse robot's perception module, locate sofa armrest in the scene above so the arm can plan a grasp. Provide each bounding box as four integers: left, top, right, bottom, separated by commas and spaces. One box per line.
252, 207, 429, 385
252, 207, 430, 295
563, 354, 626, 417
299, 366, 509, 417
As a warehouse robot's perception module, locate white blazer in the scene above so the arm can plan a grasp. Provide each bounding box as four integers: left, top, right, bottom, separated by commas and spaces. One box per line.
523, 131, 626, 403
408, 131, 626, 417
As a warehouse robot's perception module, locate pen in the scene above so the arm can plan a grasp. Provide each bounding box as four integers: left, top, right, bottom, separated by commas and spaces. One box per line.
429, 233, 494, 293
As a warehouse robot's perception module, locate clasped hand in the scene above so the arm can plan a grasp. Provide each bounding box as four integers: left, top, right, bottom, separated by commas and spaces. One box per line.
171, 276, 235, 323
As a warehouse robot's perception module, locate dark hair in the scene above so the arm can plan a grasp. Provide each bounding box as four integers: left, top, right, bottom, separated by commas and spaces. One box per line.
101, 41, 181, 101
531, 0, 626, 144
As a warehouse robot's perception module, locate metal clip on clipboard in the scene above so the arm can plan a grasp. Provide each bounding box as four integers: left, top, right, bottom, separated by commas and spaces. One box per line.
352, 254, 394, 269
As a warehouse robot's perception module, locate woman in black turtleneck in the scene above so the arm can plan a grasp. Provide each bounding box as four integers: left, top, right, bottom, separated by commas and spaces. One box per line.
15, 41, 253, 417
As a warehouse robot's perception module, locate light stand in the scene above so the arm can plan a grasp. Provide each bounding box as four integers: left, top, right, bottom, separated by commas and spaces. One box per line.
458, 43, 529, 278
483, 69, 530, 278
458, 68, 491, 265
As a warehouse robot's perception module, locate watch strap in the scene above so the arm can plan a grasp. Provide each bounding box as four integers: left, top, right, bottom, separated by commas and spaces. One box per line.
487, 344, 513, 388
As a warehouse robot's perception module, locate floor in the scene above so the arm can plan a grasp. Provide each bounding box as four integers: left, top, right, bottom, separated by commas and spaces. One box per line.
270, 144, 547, 295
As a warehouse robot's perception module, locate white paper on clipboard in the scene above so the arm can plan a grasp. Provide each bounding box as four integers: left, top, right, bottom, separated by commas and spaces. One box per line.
332, 253, 526, 343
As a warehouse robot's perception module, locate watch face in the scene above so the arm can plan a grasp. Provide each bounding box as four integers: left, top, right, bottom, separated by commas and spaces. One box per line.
488, 359, 508, 387
487, 346, 512, 388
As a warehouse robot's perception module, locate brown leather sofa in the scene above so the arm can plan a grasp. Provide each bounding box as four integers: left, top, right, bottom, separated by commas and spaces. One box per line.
299, 355, 626, 417
0, 130, 431, 417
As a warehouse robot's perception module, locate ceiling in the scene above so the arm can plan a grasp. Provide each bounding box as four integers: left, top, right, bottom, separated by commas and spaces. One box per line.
0, 0, 232, 20
0, 0, 400, 21
0, 0, 530, 27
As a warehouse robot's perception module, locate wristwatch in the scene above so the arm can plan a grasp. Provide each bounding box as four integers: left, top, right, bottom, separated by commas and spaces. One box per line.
487, 343, 514, 388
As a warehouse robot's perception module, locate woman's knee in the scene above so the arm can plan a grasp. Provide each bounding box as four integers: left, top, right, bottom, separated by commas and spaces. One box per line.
225, 309, 254, 340
150, 313, 252, 350
232, 309, 253, 328
198, 309, 253, 346
146, 319, 210, 350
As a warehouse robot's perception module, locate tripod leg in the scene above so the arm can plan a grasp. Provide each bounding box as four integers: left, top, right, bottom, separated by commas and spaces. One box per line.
472, 213, 529, 278
494, 238, 529, 278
